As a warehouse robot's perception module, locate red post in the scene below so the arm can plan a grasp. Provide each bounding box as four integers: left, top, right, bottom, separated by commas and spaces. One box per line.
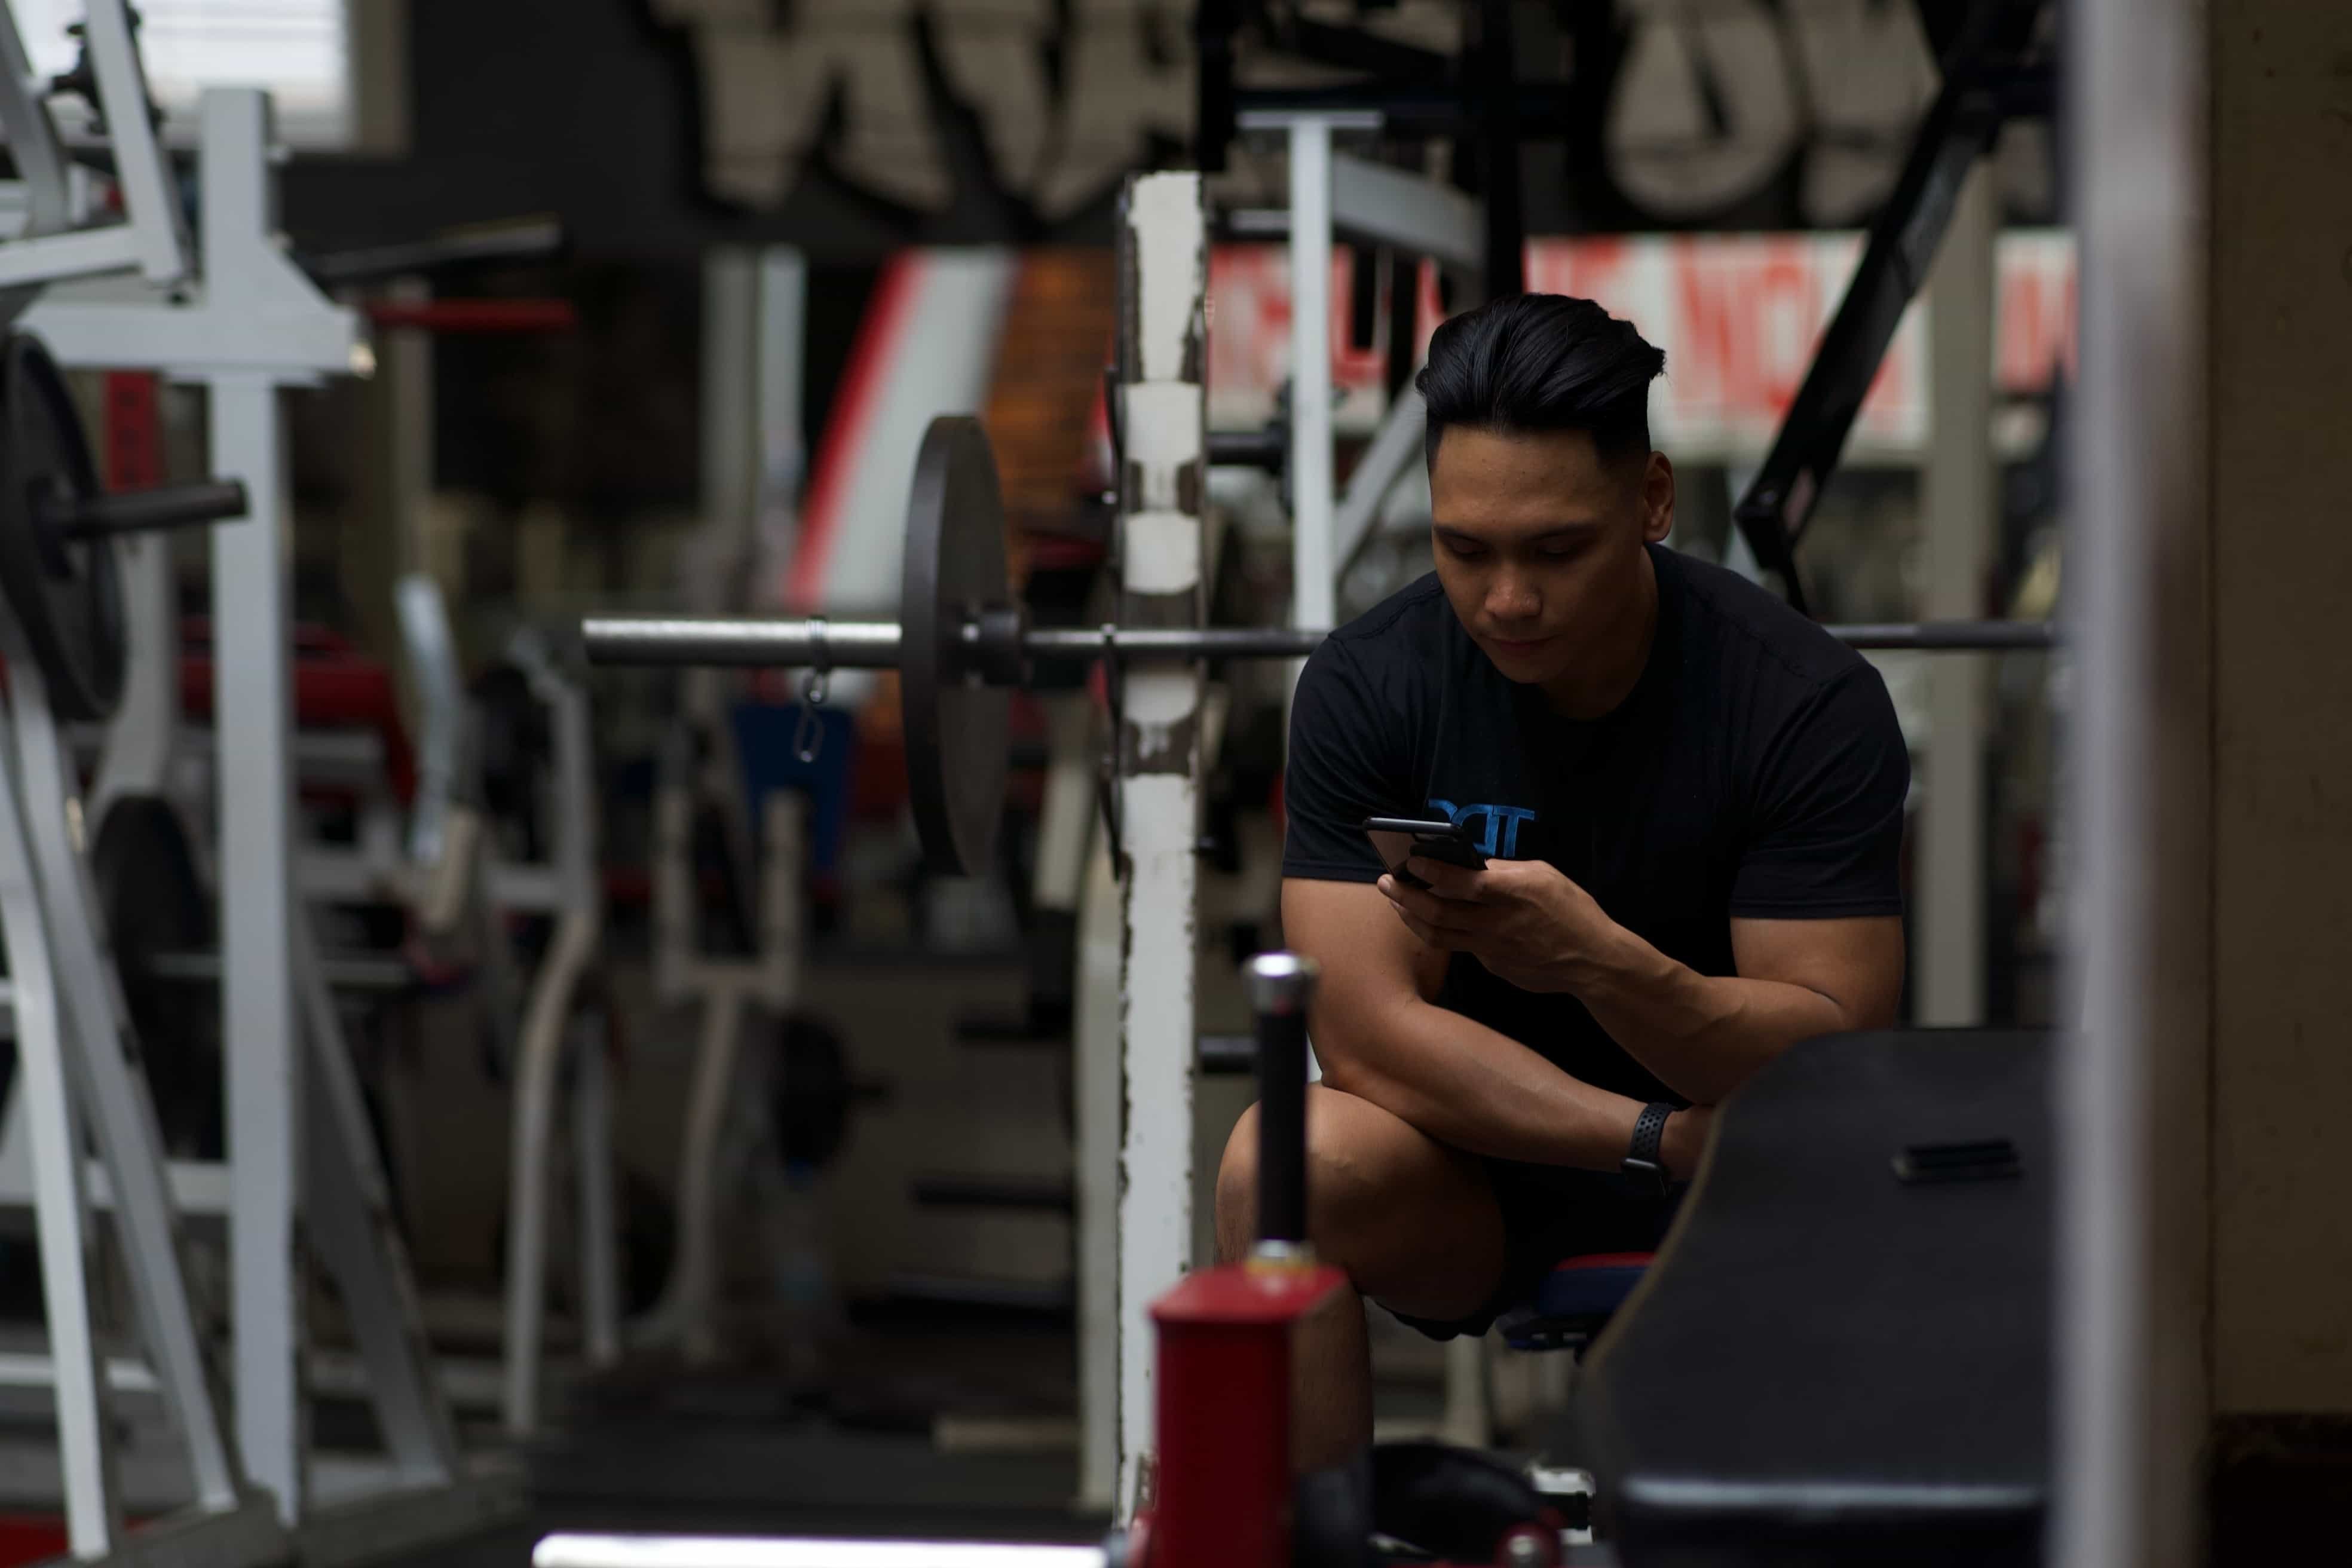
102, 371, 163, 491
1146, 1261, 1348, 1568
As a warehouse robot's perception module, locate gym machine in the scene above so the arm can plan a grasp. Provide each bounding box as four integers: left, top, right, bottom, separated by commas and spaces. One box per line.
48, 555, 620, 1438
382, 573, 623, 1435
0, 2, 513, 1560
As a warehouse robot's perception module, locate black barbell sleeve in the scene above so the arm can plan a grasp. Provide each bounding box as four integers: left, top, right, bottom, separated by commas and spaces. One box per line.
1207, 427, 1288, 471
59, 479, 250, 540
1243, 951, 1320, 1251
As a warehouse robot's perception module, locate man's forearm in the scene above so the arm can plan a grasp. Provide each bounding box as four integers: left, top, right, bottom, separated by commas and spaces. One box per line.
1575, 925, 1852, 1105
1318, 1000, 1644, 1171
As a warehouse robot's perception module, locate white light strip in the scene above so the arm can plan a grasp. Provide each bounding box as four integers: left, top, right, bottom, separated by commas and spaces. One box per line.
533, 1538, 1107, 1568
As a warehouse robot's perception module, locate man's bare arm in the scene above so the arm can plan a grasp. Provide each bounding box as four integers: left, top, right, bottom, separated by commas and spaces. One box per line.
1574, 915, 1903, 1105
1380, 858, 1904, 1106
1283, 877, 1665, 1172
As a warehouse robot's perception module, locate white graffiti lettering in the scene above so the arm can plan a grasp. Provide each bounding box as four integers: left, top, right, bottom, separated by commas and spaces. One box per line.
1783, 0, 1940, 224
656, 0, 1192, 218
1033, 0, 1194, 219
653, 0, 950, 212
1607, 0, 1946, 225
1608, 0, 1802, 219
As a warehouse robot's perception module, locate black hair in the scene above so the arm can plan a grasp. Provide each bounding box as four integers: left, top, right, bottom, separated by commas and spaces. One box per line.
1414, 293, 1666, 469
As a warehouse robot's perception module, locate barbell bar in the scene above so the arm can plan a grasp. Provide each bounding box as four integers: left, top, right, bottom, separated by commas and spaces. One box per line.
581, 614, 2054, 670
577, 416, 2057, 878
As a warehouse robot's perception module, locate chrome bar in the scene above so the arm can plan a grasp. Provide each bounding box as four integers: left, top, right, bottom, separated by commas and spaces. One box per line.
1828, 620, 2056, 651
534, 1538, 1107, 1568
580, 617, 903, 669
1023, 626, 1327, 660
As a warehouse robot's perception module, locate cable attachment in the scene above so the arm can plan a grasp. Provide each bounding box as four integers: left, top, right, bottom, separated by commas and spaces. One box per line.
794, 615, 831, 764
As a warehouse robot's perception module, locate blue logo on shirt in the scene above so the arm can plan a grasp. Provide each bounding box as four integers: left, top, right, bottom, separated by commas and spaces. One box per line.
1427, 799, 1538, 858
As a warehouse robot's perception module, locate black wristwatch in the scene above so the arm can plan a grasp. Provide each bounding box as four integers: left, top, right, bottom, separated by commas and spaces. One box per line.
1621, 1102, 1676, 1198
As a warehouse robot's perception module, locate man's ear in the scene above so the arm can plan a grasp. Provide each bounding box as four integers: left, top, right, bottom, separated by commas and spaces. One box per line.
1640, 451, 1676, 544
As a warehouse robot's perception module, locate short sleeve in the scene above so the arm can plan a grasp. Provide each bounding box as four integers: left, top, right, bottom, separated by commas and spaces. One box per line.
1729, 664, 1910, 919
1281, 641, 1406, 883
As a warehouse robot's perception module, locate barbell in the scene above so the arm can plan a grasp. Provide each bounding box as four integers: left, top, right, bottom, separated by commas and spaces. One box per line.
583, 417, 2054, 877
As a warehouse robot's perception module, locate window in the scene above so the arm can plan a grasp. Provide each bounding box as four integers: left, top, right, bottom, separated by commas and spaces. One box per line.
13, 1, 352, 148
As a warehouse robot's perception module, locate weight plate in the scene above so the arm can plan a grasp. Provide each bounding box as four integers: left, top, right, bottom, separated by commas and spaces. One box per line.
901, 416, 1012, 877
0, 334, 121, 720
92, 795, 220, 1157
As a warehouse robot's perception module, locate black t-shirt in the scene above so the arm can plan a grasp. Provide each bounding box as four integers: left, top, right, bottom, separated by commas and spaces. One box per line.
1282, 543, 1909, 1106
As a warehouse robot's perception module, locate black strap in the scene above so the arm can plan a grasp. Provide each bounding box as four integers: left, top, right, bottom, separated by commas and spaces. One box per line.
1621, 1101, 1676, 1198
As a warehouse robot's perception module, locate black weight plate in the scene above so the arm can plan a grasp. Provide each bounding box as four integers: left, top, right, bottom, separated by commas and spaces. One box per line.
92, 795, 220, 1158
901, 416, 1012, 877
0, 334, 121, 720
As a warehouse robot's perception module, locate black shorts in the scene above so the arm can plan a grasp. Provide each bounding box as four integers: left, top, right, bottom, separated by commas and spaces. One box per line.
1385, 1158, 1686, 1342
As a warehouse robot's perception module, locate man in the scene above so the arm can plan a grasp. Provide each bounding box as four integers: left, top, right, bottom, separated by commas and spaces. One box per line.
1215, 294, 1909, 1466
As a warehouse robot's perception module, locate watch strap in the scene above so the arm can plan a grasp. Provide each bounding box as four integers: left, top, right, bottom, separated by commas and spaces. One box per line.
1621, 1101, 1676, 1196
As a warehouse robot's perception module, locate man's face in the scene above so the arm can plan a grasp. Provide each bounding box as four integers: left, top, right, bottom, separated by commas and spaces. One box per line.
1427, 425, 1675, 687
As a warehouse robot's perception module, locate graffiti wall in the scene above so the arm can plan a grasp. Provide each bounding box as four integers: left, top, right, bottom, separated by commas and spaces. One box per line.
653, 1, 2053, 237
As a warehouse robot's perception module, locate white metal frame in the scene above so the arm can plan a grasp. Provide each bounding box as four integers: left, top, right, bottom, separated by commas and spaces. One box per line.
0, 0, 186, 294
500, 628, 621, 1433
630, 776, 804, 1365
87, 550, 618, 1441
1914, 163, 1998, 1027
0, 599, 286, 1563
1108, 171, 1208, 1514
1331, 387, 1428, 585
1235, 111, 1483, 636
0, 29, 515, 1553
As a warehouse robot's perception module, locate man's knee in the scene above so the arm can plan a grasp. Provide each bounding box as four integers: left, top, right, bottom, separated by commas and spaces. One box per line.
1216, 1086, 1408, 1260
1215, 1108, 1263, 1261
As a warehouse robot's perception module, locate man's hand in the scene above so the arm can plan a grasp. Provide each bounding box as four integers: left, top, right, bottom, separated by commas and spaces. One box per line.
1377, 856, 1622, 994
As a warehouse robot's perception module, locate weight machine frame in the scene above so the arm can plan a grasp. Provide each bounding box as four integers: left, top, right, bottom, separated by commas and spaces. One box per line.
0, 4, 513, 1558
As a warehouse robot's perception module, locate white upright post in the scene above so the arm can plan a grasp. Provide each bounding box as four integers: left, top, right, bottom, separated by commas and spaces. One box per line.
1113, 172, 1206, 1514
1073, 833, 1123, 1512
212, 364, 304, 1524
205, 92, 305, 1521
1285, 119, 1336, 634
1916, 164, 1997, 1027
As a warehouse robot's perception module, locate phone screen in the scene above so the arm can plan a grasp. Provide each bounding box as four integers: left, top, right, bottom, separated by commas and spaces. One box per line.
1362, 816, 1489, 889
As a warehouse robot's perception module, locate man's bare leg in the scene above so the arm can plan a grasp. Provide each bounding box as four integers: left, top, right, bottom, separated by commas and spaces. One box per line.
1215, 1085, 1506, 1469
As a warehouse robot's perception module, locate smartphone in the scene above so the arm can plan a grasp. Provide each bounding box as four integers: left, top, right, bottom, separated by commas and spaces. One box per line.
1362, 816, 1489, 890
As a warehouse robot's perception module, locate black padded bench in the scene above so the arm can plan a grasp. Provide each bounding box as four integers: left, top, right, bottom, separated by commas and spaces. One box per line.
1573, 1028, 2051, 1566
